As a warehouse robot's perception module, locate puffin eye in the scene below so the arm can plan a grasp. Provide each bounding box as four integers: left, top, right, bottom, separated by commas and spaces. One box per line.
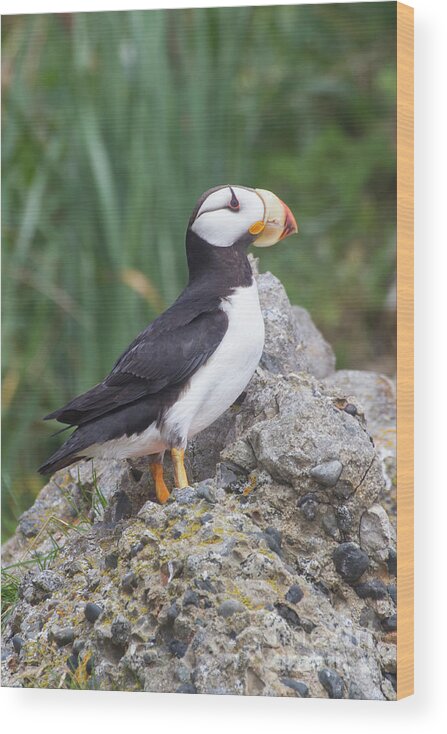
228, 188, 240, 211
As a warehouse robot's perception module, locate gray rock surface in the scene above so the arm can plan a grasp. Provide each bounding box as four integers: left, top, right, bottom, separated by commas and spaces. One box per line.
1, 263, 396, 699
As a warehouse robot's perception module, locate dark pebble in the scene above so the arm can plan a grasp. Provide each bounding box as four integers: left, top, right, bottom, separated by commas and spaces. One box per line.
104, 553, 118, 569
344, 403, 358, 416
52, 627, 75, 647
310, 460, 343, 487
280, 678, 309, 697
318, 668, 345, 699
166, 602, 180, 622
301, 499, 318, 521
381, 614, 397, 632
12, 635, 24, 654
300, 618, 317, 634
333, 542, 369, 583
66, 653, 79, 672
196, 483, 216, 504
285, 584, 304, 604
122, 571, 138, 592
169, 639, 189, 658
114, 491, 132, 522
84, 602, 102, 623
72, 639, 85, 655
194, 578, 216, 593
348, 681, 365, 699
176, 683, 197, 694
263, 526, 282, 556
387, 549, 397, 576
183, 589, 199, 607
387, 584, 397, 605
274, 603, 301, 629
354, 579, 388, 600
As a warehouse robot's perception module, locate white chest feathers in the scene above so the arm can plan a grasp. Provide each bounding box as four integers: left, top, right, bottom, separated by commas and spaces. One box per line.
165, 281, 265, 442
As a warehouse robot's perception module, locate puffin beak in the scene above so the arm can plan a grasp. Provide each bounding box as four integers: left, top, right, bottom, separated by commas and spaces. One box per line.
251, 189, 298, 247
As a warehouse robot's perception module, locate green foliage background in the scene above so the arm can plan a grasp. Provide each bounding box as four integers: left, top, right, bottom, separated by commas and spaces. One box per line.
1, 3, 397, 539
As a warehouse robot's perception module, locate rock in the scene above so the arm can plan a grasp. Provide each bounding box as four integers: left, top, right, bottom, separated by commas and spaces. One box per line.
310, 460, 343, 487
12, 635, 24, 654
360, 504, 394, 562
183, 589, 199, 607
381, 614, 397, 632
387, 549, 397, 576
318, 668, 345, 699
84, 603, 102, 623
354, 580, 388, 600
104, 553, 118, 569
285, 584, 304, 604
323, 370, 396, 520
333, 543, 369, 583
280, 678, 309, 697
1, 263, 395, 700
111, 615, 131, 646
176, 683, 197, 694
121, 572, 138, 592
169, 640, 189, 658
387, 584, 397, 605
50, 626, 75, 647
218, 600, 245, 618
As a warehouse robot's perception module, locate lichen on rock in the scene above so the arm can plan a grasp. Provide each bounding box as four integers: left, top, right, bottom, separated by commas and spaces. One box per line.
1, 262, 397, 699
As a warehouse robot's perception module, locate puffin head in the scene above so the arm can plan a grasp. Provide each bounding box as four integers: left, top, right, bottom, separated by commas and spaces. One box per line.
188, 185, 298, 249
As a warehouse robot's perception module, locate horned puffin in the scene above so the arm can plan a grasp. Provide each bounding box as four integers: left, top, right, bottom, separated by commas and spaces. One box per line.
39, 185, 298, 503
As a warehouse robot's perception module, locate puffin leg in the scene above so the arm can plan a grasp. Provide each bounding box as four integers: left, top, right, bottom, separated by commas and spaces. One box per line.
171, 448, 189, 489
150, 463, 170, 504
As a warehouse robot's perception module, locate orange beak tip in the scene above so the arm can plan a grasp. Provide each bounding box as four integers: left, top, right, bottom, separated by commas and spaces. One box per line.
280, 202, 298, 241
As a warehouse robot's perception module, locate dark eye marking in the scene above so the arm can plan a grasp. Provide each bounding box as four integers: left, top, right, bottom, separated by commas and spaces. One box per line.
228, 187, 240, 211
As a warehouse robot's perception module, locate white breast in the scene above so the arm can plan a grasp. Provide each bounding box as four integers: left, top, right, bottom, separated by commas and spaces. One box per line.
163, 280, 265, 444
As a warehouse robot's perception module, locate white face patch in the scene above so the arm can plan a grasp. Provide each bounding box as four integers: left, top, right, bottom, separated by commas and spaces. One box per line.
191, 186, 265, 247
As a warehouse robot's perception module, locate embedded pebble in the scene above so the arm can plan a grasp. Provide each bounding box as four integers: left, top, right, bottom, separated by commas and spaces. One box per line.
218, 600, 245, 617
121, 571, 138, 592
285, 584, 304, 604
333, 542, 369, 583
111, 615, 131, 646
50, 626, 75, 647
84, 602, 103, 623
183, 589, 199, 607
318, 668, 345, 698
280, 678, 309, 697
310, 460, 343, 487
387, 549, 397, 576
354, 579, 388, 600
169, 639, 189, 658
360, 504, 394, 561
176, 683, 197, 693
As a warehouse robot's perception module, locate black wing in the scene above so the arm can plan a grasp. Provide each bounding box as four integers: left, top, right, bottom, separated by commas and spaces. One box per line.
45, 303, 228, 428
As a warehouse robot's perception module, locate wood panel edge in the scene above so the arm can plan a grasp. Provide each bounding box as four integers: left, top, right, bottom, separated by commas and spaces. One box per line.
396, 0, 414, 701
